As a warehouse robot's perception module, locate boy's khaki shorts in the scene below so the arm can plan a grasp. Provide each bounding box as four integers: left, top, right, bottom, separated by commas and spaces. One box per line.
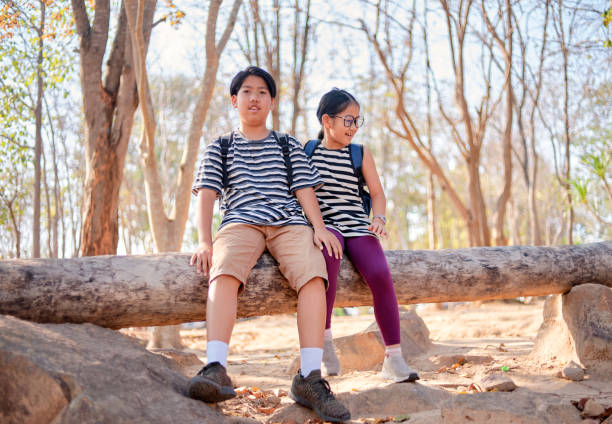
209, 223, 328, 293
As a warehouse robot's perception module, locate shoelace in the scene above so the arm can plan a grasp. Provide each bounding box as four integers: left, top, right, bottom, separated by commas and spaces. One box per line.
316, 378, 336, 401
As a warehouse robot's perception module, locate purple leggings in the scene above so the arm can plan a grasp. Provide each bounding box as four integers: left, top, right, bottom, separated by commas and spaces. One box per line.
323, 228, 400, 346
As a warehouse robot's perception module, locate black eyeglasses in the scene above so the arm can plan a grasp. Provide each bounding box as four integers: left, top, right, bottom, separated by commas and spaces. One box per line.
331, 114, 364, 128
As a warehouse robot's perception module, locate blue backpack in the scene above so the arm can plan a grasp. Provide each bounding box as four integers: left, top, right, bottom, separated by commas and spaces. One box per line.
304, 139, 372, 216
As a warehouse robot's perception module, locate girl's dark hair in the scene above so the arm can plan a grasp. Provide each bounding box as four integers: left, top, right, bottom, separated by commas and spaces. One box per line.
316, 88, 359, 139
230, 66, 277, 98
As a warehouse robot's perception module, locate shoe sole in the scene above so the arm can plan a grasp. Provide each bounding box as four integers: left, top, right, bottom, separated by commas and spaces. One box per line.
187, 375, 236, 403
380, 371, 420, 383
289, 390, 350, 423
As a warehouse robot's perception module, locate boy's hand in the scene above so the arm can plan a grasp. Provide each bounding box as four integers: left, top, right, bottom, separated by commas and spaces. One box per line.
313, 227, 342, 259
190, 241, 214, 276
368, 218, 388, 239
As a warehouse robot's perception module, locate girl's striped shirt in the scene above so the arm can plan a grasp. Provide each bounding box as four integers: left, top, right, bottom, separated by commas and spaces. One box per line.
309, 143, 374, 237
192, 129, 321, 230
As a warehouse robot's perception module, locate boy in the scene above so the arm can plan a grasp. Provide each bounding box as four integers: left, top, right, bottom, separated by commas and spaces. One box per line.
188, 66, 351, 423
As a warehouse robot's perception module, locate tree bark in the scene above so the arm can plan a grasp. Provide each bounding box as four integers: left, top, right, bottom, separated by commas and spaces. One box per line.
482, 0, 513, 246
71, 0, 155, 256
1, 242, 610, 329
33, 1, 46, 258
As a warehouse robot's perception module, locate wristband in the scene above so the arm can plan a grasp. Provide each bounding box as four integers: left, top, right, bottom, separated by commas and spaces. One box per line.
373, 215, 386, 225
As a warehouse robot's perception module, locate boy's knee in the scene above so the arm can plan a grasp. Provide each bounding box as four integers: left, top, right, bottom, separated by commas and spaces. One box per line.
298, 277, 326, 294
209, 274, 243, 295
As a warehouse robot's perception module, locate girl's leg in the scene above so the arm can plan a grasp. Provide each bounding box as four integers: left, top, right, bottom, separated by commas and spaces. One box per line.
345, 235, 400, 346
321, 228, 345, 330
345, 235, 419, 382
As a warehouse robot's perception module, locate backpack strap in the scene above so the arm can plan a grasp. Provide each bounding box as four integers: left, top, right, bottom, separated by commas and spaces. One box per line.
220, 131, 234, 188
348, 143, 365, 186
349, 143, 372, 215
304, 139, 321, 158
271, 131, 294, 189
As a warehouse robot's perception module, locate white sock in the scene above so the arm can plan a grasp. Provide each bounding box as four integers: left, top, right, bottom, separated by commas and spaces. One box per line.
324, 328, 333, 341
300, 347, 323, 377
207, 340, 229, 368
385, 346, 402, 358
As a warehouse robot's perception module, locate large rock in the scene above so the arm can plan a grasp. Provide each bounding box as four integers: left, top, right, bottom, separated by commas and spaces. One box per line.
366, 309, 434, 357
0, 351, 69, 424
288, 310, 432, 374
0, 315, 233, 423
334, 310, 432, 372
531, 284, 612, 376
440, 391, 583, 423
268, 382, 451, 423
268, 383, 583, 423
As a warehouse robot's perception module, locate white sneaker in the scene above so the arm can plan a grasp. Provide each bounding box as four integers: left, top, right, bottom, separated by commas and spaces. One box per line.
380, 354, 420, 382
322, 338, 341, 376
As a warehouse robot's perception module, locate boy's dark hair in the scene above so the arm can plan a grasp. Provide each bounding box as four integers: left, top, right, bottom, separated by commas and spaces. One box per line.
316, 88, 360, 139
230, 66, 277, 98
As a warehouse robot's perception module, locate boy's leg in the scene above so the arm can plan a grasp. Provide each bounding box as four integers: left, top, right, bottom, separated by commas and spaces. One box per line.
206, 223, 266, 344
266, 225, 351, 422
188, 223, 266, 402
206, 275, 242, 344
297, 276, 326, 347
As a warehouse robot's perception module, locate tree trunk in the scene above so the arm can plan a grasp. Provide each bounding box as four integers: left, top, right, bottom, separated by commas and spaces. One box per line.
33, 1, 46, 258
492, 0, 513, 247
290, 0, 311, 135
71, 0, 155, 256
423, 1, 437, 250
1, 242, 610, 329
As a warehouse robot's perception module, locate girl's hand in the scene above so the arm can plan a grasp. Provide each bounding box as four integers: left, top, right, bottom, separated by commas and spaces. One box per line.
369, 217, 388, 239
190, 241, 214, 276
313, 227, 342, 260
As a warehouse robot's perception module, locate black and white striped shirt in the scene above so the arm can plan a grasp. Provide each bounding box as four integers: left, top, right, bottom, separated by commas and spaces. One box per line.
192, 129, 321, 229
309, 143, 374, 237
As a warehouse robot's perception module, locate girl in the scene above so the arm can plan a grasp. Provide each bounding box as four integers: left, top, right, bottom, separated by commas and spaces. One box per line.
307, 88, 419, 382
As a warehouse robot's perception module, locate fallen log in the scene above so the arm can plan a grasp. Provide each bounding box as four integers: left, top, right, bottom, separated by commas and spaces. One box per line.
0, 242, 610, 329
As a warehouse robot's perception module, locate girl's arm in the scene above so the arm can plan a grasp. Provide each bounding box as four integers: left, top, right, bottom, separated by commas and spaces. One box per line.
362, 147, 388, 238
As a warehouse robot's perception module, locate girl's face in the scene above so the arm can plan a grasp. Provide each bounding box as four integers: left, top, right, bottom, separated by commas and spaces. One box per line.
231, 75, 274, 128
323, 102, 361, 149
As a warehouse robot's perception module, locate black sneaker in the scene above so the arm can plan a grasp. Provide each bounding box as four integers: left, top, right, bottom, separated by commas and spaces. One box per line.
187, 362, 236, 403
290, 369, 351, 423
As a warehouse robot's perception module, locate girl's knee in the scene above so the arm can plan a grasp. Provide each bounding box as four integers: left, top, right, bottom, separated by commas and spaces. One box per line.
364, 268, 394, 292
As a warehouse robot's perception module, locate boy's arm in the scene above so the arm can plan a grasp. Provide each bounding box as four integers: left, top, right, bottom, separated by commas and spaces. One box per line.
190, 188, 217, 276
295, 187, 342, 259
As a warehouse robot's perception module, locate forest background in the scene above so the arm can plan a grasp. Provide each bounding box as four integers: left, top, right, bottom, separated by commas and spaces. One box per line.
0, 0, 610, 262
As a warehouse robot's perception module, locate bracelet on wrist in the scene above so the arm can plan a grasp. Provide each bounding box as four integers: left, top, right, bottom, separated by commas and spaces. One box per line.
373, 215, 386, 225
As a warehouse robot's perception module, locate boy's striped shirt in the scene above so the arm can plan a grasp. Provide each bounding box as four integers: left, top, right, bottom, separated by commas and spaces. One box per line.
192, 129, 321, 229
309, 143, 373, 237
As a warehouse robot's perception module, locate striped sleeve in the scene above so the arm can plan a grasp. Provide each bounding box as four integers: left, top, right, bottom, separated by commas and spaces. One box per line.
192, 138, 224, 196
286, 135, 322, 192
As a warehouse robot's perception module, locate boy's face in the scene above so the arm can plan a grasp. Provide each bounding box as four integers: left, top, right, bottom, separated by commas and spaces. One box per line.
231, 75, 274, 127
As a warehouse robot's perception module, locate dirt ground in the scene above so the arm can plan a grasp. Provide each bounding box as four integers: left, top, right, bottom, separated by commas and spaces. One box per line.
123, 299, 612, 422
